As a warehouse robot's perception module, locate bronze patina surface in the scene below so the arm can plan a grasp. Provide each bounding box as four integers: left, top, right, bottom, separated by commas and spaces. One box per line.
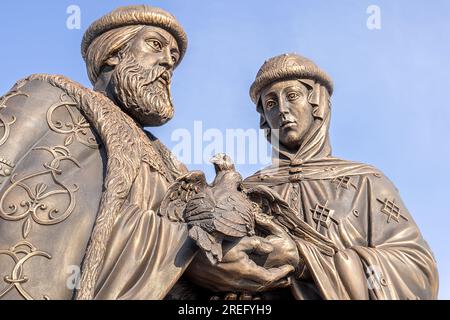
0, 5, 438, 300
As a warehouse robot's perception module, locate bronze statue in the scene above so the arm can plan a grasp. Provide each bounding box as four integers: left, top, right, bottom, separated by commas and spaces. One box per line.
185, 54, 439, 300
0, 4, 438, 300
0, 5, 197, 300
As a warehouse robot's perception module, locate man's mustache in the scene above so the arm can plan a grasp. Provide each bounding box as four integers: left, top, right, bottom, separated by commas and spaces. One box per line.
145, 66, 172, 86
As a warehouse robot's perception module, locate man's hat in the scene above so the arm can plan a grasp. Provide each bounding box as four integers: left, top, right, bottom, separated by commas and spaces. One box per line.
249, 53, 333, 104
81, 5, 188, 65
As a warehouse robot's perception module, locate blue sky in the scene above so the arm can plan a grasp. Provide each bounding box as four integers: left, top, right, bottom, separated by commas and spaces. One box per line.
1, 0, 449, 299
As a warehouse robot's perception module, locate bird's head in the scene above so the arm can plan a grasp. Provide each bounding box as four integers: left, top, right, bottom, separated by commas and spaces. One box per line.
210, 154, 242, 189
210, 153, 235, 174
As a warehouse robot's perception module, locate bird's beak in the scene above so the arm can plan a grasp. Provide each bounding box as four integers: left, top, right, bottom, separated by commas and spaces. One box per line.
210, 154, 222, 164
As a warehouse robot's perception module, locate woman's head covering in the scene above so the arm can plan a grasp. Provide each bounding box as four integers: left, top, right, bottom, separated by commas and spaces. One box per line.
250, 53, 333, 104
250, 53, 334, 164
246, 53, 378, 184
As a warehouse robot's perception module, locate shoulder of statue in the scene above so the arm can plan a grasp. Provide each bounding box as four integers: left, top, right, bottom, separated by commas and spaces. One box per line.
244, 169, 267, 183
0, 73, 103, 172
352, 165, 403, 200
2, 74, 95, 112
243, 164, 286, 186
9, 73, 76, 91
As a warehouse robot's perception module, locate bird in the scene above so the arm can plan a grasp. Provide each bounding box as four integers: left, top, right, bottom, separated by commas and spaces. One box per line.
159, 153, 258, 264
159, 153, 338, 264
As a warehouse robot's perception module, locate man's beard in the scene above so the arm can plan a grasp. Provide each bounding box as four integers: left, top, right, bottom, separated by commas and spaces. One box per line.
110, 52, 174, 126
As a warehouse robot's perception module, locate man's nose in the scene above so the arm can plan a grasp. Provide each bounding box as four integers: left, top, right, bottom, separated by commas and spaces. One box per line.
158, 48, 174, 69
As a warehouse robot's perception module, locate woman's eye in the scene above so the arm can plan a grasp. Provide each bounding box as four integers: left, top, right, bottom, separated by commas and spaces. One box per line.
265, 100, 277, 109
148, 39, 162, 50
287, 92, 300, 101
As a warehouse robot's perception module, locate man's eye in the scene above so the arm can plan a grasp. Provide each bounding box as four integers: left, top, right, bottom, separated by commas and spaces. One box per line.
171, 56, 177, 64
287, 92, 300, 101
147, 39, 162, 51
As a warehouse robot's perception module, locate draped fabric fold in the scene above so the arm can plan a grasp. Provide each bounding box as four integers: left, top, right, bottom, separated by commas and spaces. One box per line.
245, 79, 438, 299
11, 74, 197, 300
94, 163, 197, 300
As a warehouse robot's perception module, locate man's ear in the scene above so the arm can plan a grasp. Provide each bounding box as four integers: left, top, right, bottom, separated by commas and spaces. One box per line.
105, 56, 120, 67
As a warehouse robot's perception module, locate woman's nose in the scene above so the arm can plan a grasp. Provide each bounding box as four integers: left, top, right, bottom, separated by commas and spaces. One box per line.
278, 99, 289, 114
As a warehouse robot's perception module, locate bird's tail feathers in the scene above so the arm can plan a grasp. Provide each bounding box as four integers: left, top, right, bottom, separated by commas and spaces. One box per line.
188, 226, 223, 265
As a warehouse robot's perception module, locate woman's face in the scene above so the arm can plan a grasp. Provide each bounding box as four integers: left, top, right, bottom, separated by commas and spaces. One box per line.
261, 79, 314, 152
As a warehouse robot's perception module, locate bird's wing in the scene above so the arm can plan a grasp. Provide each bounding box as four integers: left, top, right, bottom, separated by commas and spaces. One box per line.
158, 171, 209, 222
188, 226, 223, 265
212, 193, 255, 238
247, 185, 338, 256
184, 193, 216, 232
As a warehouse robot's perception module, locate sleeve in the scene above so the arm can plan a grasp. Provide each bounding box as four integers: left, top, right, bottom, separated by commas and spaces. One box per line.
348, 174, 438, 299
92, 163, 198, 300
93, 202, 198, 300
292, 174, 438, 300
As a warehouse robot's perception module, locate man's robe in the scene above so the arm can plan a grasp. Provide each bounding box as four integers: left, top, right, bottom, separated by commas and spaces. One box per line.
0, 74, 196, 300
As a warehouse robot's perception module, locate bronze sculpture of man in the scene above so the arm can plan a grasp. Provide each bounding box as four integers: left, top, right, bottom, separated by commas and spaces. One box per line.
0, 5, 198, 300
188, 53, 439, 299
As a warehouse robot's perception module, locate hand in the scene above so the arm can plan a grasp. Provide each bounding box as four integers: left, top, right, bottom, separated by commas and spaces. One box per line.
255, 213, 301, 270
186, 236, 295, 293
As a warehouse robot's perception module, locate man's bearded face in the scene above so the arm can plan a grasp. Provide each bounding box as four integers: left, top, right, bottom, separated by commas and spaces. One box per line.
110, 47, 174, 127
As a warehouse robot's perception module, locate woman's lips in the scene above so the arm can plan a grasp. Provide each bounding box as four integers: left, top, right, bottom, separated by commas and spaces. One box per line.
280, 121, 296, 129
